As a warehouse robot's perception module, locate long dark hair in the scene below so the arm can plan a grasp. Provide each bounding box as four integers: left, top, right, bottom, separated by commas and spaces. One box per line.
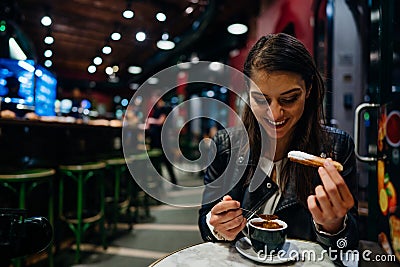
242, 33, 328, 205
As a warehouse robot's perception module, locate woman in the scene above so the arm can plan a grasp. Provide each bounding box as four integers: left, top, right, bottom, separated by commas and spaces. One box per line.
198, 33, 358, 253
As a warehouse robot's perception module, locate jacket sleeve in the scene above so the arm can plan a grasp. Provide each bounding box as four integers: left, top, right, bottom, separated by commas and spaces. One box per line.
314, 130, 359, 251
198, 131, 231, 242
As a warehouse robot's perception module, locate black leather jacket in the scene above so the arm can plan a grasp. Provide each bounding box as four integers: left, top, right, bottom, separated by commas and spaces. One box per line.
198, 126, 359, 252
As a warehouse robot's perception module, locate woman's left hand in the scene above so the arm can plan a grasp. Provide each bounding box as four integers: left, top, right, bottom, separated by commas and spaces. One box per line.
307, 158, 354, 234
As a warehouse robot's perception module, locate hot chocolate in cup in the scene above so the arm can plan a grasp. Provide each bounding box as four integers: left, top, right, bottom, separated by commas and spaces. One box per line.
247, 217, 288, 255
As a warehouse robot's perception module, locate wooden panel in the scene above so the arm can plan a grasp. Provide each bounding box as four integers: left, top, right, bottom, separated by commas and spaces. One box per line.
12, 0, 259, 92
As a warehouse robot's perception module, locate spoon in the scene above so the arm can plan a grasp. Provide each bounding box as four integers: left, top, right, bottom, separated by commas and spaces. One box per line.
240, 208, 263, 220
240, 208, 278, 221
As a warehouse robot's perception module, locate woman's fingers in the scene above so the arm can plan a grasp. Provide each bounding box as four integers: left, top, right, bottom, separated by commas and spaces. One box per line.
211, 196, 240, 216
219, 216, 247, 241
214, 213, 245, 232
319, 159, 354, 209
307, 195, 323, 221
223, 195, 233, 201
210, 208, 243, 225
210, 195, 245, 240
308, 160, 355, 233
318, 167, 348, 217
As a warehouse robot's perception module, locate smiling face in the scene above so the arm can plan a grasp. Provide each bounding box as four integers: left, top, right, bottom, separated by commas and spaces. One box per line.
249, 70, 309, 146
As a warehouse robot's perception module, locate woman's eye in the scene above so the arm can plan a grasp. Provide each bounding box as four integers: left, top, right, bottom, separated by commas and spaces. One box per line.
253, 97, 267, 104
280, 95, 299, 105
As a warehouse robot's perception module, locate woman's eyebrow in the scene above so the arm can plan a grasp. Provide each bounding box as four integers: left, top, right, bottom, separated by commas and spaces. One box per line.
281, 88, 302, 96
251, 88, 302, 97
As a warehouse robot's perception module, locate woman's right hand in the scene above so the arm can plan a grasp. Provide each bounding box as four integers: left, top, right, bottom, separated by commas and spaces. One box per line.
209, 195, 247, 241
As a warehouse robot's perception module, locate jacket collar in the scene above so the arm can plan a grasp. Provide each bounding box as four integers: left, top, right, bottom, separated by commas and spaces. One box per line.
238, 152, 299, 216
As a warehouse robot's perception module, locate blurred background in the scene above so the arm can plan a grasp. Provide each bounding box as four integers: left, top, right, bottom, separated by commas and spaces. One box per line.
0, 0, 399, 266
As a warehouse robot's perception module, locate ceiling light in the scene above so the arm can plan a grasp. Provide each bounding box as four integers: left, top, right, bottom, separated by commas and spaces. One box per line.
206, 90, 215, 97
44, 36, 54, 44
88, 65, 96, 73
185, 6, 194, 14
35, 69, 43, 77
133, 96, 143, 106
227, 23, 248, 35
102, 45, 112, 54
93, 56, 102, 65
41, 16, 52, 26
229, 49, 240, 58
112, 65, 119, 72
129, 83, 140, 90
156, 40, 175, 50
161, 33, 169, 40
105, 66, 114, 75
128, 66, 142, 74
177, 62, 191, 69
44, 60, 52, 67
148, 77, 159, 84
156, 12, 166, 22
111, 32, 121, 41
121, 99, 129, 107
209, 62, 223, 72
136, 32, 146, 42
220, 87, 228, 94
44, 49, 53, 57
123, 10, 134, 19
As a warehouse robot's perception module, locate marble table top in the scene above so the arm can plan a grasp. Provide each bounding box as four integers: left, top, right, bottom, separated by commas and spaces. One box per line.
150, 238, 339, 267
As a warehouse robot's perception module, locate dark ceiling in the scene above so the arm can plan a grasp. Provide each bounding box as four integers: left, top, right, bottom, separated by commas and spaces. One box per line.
2, 0, 260, 96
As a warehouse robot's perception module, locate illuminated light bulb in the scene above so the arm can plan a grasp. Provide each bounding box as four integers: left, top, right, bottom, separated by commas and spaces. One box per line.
44, 60, 52, 67
88, 65, 96, 73
44, 36, 54, 44
41, 16, 52, 26
156, 12, 166, 22
105, 66, 113, 75
136, 32, 146, 42
123, 9, 134, 19
44, 49, 53, 57
102, 45, 112, 54
156, 40, 175, 50
185, 7, 194, 14
128, 66, 142, 74
111, 32, 121, 41
227, 23, 248, 35
93, 56, 102, 65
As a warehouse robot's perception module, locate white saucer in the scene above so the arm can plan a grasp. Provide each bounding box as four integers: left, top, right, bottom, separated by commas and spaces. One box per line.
235, 237, 298, 264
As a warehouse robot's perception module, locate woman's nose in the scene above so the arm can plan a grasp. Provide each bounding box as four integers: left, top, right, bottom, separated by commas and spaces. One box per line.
268, 102, 283, 120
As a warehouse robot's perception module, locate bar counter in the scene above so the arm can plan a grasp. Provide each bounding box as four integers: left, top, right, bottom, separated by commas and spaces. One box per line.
0, 117, 131, 170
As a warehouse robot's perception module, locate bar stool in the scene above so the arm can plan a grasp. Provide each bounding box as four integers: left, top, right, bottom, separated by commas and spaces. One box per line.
130, 149, 163, 222
58, 162, 106, 263
104, 157, 133, 233
0, 168, 55, 267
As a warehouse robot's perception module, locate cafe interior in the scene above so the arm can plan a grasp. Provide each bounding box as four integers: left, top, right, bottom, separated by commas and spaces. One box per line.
1, 0, 399, 266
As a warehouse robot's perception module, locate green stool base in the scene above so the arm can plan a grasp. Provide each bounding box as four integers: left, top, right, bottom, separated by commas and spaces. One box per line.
58, 162, 106, 263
